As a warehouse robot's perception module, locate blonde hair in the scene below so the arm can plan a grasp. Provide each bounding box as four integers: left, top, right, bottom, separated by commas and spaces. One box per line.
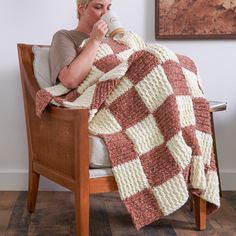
76, 0, 90, 6
76, 0, 91, 18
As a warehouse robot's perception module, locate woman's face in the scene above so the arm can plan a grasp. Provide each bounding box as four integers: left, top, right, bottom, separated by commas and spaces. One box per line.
80, 0, 112, 27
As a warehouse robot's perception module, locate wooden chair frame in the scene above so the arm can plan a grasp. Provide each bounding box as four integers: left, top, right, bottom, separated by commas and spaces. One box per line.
17, 43, 207, 236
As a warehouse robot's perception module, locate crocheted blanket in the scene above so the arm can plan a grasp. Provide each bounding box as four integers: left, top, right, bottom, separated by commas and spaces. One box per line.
36, 32, 220, 230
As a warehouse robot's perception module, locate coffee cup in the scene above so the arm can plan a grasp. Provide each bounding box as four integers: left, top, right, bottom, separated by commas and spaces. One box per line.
101, 11, 125, 39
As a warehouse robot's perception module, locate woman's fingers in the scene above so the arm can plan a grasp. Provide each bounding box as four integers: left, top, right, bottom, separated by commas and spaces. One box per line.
95, 19, 108, 33
91, 20, 108, 41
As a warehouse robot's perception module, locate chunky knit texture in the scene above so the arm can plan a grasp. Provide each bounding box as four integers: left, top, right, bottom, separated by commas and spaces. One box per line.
36, 32, 220, 230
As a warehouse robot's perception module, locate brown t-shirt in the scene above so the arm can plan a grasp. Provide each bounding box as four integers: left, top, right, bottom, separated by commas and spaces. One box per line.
49, 29, 89, 85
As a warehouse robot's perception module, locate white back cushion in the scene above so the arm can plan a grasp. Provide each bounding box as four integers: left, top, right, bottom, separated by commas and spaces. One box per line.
32, 46, 52, 88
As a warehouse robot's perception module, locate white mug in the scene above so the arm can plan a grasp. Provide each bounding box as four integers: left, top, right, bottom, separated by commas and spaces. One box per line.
101, 11, 125, 38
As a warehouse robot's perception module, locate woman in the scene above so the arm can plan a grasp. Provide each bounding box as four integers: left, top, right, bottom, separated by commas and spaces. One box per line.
49, 0, 112, 88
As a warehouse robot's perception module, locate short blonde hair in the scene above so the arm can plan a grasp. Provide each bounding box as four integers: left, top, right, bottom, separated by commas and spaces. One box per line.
77, 0, 91, 18
77, 0, 90, 6
76, 0, 92, 19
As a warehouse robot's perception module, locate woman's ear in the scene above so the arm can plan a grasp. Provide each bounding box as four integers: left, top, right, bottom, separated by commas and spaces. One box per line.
77, 4, 85, 18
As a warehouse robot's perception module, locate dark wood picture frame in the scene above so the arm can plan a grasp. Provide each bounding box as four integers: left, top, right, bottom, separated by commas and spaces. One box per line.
155, 0, 236, 39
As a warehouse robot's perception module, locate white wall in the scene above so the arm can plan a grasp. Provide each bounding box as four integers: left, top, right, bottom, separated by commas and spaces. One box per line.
0, 0, 235, 190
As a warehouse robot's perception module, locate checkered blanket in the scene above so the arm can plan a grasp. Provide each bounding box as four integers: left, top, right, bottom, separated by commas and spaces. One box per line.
36, 32, 220, 230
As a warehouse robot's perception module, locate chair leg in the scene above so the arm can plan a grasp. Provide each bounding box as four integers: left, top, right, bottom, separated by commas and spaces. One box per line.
189, 193, 193, 212
210, 113, 223, 197
27, 169, 40, 213
193, 194, 206, 230
75, 189, 89, 236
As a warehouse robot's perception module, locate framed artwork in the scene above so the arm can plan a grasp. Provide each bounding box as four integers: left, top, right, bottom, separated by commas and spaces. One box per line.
155, 0, 236, 39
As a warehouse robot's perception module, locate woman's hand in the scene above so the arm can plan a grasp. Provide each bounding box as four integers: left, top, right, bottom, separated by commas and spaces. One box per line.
90, 19, 108, 43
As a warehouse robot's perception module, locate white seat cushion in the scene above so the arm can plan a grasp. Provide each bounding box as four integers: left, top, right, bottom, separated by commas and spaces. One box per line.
89, 135, 111, 168
32, 46, 112, 169
89, 168, 113, 178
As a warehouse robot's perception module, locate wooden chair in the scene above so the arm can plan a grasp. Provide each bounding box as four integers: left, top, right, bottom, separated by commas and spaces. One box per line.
17, 43, 209, 236
209, 101, 227, 197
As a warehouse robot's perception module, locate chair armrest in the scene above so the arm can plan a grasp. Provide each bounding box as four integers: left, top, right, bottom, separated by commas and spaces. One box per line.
27, 102, 90, 185
209, 101, 227, 113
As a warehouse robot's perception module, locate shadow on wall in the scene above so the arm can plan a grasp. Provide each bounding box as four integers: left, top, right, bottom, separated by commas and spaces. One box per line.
144, 0, 155, 42
215, 107, 236, 170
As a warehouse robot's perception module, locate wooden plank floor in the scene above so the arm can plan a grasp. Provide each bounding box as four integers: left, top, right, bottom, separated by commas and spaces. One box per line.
0, 191, 236, 236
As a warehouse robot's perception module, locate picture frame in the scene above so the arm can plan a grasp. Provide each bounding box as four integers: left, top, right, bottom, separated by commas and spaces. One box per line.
155, 0, 236, 39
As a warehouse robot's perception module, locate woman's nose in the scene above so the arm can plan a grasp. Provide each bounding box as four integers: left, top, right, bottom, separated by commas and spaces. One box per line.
101, 8, 109, 15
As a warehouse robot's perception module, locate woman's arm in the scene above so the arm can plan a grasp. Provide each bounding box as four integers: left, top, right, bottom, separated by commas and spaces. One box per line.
59, 20, 108, 89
